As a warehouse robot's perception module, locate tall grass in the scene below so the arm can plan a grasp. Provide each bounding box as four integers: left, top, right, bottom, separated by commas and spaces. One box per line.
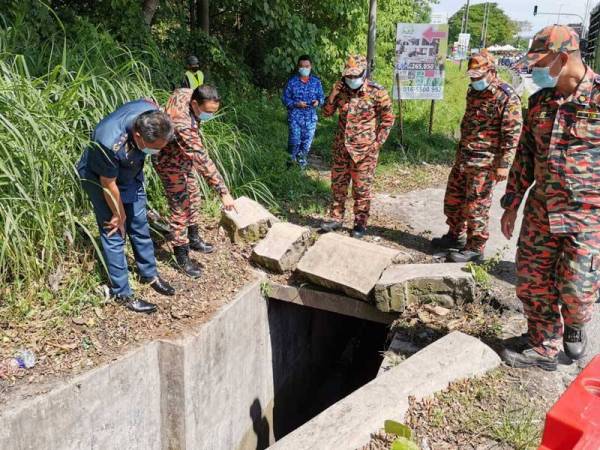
0, 15, 273, 320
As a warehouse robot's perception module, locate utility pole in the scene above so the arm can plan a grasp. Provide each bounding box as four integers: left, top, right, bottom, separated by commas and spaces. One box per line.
367, 0, 377, 76
459, 0, 471, 70
481, 2, 490, 48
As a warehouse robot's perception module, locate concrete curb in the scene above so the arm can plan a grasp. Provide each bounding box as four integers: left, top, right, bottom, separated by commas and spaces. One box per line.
268, 331, 501, 450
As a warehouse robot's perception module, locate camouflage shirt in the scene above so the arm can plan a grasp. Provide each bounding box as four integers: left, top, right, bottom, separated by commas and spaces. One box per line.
323, 80, 395, 161
458, 78, 523, 169
502, 66, 600, 234
153, 88, 229, 195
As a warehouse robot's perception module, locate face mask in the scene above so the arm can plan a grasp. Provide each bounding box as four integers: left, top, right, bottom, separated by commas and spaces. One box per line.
198, 112, 215, 122
531, 55, 561, 89
299, 67, 311, 77
142, 148, 160, 156
345, 76, 364, 90
471, 78, 490, 91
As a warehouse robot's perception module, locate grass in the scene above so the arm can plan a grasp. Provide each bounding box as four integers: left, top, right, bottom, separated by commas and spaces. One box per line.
407, 368, 548, 450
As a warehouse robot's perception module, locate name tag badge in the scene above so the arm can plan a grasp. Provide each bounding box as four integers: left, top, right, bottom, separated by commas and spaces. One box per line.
576, 110, 600, 121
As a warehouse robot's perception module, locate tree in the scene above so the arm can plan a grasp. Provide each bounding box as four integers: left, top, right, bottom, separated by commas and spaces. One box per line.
448, 3, 517, 47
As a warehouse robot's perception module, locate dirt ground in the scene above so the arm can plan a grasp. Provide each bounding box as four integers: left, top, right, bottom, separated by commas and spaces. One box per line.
0, 217, 255, 403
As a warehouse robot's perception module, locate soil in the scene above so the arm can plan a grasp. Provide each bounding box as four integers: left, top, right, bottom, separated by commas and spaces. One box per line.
0, 217, 255, 403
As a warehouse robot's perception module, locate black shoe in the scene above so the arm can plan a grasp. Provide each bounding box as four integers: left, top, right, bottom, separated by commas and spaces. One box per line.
431, 233, 466, 250
320, 220, 342, 232
188, 225, 215, 254
140, 275, 175, 296
113, 295, 157, 314
564, 326, 588, 360
448, 249, 483, 263
501, 347, 558, 371
351, 224, 366, 239
173, 245, 202, 278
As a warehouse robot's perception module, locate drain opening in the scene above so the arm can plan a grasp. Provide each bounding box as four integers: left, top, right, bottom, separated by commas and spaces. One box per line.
260, 298, 388, 447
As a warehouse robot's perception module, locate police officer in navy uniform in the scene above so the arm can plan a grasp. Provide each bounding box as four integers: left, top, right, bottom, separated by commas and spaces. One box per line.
77, 99, 175, 313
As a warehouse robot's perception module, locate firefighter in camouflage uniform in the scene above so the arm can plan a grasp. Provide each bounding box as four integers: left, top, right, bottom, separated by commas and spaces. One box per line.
153, 85, 236, 278
432, 50, 523, 263
501, 25, 600, 370
320, 55, 395, 238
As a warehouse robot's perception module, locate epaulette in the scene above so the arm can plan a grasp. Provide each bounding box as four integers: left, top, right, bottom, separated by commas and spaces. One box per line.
497, 82, 515, 97
367, 80, 383, 90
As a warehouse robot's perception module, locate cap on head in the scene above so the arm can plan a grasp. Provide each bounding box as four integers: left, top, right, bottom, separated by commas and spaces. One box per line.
343, 55, 368, 77
526, 25, 579, 67
466, 50, 496, 78
186, 55, 200, 66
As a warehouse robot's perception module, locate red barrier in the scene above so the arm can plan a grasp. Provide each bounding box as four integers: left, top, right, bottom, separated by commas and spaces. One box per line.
539, 355, 600, 450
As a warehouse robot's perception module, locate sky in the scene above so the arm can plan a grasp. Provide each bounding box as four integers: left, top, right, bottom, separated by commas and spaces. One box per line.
433, 0, 595, 37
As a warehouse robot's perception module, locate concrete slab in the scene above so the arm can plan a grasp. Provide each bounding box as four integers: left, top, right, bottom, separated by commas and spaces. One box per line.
268, 283, 396, 325
251, 222, 312, 273
268, 331, 500, 450
374, 263, 475, 312
0, 343, 162, 450
371, 182, 523, 262
221, 196, 279, 243
296, 233, 402, 301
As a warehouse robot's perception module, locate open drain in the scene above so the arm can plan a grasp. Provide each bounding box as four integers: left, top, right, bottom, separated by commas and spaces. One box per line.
265, 299, 389, 445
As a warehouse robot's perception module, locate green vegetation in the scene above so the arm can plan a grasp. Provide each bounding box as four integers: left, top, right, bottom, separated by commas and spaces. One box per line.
0, 0, 484, 322
449, 3, 518, 47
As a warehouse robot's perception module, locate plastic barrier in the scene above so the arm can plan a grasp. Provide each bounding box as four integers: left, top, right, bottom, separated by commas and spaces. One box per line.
539, 355, 600, 450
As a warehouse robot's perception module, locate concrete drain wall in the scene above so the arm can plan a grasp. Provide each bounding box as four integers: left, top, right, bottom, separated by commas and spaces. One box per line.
0, 277, 387, 450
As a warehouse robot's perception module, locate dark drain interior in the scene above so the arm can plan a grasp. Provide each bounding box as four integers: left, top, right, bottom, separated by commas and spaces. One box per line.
257, 299, 389, 447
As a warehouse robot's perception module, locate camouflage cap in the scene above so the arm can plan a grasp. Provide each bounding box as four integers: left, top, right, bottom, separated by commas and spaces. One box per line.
526, 25, 579, 67
343, 55, 368, 77
466, 50, 496, 78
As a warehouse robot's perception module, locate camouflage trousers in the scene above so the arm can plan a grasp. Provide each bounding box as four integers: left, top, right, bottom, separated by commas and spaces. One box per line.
330, 147, 379, 227
516, 192, 600, 358
443, 164, 495, 252
156, 169, 201, 246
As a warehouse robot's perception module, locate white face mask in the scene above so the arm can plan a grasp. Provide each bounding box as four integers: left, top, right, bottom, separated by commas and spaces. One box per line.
345, 76, 364, 90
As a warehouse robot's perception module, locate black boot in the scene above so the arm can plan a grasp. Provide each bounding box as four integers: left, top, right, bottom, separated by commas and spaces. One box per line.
140, 275, 175, 296
500, 347, 558, 371
188, 225, 214, 254
351, 224, 367, 239
113, 294, 157, 314
431, 233, 466, 250
320, 220, 342, 233
448, 249, 483, 263
563, 325, 588, 360
173, 245, 202, 278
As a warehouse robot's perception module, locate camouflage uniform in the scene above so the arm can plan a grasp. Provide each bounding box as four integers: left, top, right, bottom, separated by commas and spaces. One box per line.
323, 55, 395, 227
444, 52, 522, 253
153, 88, 229, 247
501, 27, 600, 358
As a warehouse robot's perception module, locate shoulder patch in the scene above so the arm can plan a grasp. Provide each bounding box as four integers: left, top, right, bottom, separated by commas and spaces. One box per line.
112, 134, 128, 153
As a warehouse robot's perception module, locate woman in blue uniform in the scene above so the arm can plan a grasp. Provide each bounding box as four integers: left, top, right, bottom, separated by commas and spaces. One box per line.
282, 55, 325, 168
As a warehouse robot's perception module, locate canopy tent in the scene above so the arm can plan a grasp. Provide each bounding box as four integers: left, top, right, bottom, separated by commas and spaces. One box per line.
487, 44, 518, 52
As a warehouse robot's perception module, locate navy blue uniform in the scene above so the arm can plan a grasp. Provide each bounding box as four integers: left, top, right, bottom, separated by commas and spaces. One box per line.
77, 99, 159, 296
282, 74, 325, 167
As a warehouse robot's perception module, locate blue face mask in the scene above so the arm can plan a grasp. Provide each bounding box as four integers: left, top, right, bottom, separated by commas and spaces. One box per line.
471, 78, 490, 91
532, 66, 559, 89
345, 76, 364, 90
299, 67, 311, 77
198, 112, 215, 122
142, 148, 160, 156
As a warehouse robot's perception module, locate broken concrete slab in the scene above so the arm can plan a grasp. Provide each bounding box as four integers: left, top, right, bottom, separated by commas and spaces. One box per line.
374, 263, 476, 313
251, 222, 312, 273
220, 196, 279, 243
268, 283, 396, 324
268, 331, 501, 450
295, 233, 402, 301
